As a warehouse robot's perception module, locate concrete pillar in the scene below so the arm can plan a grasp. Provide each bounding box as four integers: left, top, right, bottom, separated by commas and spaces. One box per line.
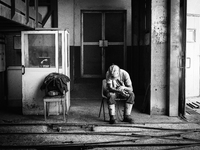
151, 0, 183, 116
151, 0, 168, 115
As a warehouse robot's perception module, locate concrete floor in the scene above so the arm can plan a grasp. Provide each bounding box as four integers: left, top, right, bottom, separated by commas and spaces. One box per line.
1, 105, 200, 150
1, 80, 200, 149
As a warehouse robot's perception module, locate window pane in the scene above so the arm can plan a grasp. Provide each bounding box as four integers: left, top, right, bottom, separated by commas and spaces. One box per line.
26, 34, 55, 68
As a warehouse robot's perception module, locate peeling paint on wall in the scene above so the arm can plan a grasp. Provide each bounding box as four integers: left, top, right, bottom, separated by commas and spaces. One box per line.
152, 6, 167, 44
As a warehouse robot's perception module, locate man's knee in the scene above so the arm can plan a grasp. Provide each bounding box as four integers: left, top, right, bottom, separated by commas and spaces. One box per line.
130, 92, 135, 100
126, 92, 135, 104
107, 92, 117, 105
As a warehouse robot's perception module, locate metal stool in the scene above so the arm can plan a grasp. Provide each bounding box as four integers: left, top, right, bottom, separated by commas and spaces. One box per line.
43, 94, 66, 121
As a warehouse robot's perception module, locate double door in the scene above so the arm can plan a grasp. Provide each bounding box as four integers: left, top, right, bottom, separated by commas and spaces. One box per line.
81, 11, 126, 77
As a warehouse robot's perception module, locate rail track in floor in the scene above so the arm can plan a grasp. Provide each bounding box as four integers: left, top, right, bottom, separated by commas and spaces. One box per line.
0, 122, 200, 149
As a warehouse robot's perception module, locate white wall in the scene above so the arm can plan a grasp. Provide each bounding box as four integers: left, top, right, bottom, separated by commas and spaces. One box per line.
39, 7, 52, 28
187, 0, 200, 14
58, 0, 74, 45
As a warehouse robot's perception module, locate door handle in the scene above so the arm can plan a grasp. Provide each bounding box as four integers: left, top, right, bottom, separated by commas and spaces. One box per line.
22, 65, 25, 75
104, 40, 108, 47
99, 40, 104, 47
99, 40, 108, 47
186, 57, 191, 68
177, 56, 184, 69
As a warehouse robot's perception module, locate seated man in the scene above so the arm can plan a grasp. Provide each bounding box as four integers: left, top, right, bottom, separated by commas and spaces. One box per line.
106, 65, 135, 124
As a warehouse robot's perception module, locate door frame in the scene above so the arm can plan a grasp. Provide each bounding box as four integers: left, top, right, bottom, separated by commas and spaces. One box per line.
180, 0, 187, 117
80, 10, 127, 78
168, 0, 187, 117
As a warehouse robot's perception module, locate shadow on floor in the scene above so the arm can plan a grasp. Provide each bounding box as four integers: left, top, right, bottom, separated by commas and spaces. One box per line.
1, 79, 198, 124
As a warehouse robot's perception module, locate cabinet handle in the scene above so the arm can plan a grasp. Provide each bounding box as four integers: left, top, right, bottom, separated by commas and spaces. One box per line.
186, 57, 191, 68
22, 65, 25, 75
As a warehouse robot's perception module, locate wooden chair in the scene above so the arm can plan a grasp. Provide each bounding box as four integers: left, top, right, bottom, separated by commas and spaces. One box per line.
43, 92, 66, 121
98, 79, 126, 121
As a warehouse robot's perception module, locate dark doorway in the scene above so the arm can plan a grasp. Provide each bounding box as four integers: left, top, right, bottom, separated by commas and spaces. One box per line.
81, 10, 127, 78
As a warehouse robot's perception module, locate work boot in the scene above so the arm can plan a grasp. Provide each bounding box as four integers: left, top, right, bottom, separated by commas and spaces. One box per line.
110, 115, 117, 124
123, 115, 134, 123
108, 104, 117, 124
123, 103, 134, 124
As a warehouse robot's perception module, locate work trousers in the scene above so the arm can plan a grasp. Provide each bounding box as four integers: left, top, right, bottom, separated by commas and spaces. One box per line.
106, 91, 135, 105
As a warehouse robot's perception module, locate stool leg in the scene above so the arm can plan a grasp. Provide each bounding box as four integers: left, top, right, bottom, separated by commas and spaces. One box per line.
44, 101, 46, 121
63, 98, 66, 122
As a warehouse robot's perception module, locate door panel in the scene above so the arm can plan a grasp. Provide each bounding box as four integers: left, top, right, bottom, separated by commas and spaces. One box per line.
105, 13, 124, 42
186, 16, 200, 98
83, 13, 102, 42
82, 12, 103, 77
83, 45, 102, 75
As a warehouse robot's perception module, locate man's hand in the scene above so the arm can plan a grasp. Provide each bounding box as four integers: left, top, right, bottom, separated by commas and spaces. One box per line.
117, 86, 130, 97
118, 85, 133, 93
117, 86, 126, 92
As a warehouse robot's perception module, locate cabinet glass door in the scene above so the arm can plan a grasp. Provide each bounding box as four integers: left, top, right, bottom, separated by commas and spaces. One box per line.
22, 31, 59, 115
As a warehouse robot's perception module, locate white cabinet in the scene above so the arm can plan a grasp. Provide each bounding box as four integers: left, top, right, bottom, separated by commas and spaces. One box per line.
7, 66, 22, 107
21, 30, 70, 115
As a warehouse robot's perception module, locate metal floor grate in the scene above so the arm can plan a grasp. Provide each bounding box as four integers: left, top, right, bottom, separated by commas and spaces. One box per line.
186, 106, 200, 115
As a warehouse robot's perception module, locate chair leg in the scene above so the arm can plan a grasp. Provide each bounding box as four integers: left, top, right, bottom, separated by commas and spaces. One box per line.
98, 99, 104, 118
102, 99, 105, 121
99, 98, 106, 121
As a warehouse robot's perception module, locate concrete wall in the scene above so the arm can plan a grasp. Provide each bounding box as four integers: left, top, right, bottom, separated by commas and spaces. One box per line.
58, 0, 74, 45
151, 0, 168, 115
